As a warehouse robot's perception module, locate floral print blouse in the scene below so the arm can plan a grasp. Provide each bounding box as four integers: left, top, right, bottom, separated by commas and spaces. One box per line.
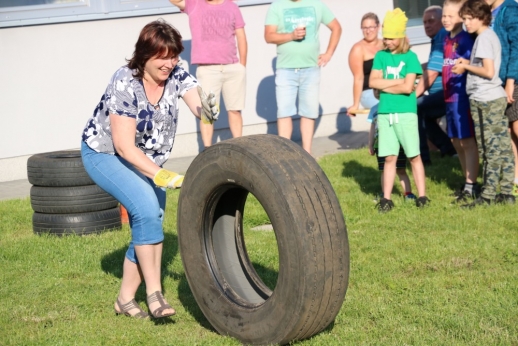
82, 65, 198, 166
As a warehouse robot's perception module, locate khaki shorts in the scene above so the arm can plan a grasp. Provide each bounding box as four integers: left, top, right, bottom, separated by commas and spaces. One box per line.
196, 63, 246, 111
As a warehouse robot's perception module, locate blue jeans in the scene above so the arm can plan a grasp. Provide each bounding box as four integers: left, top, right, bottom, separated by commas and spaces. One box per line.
362, 89, 380, 123
275, 67, 320, 119
80, 142, 166, 263
360, 89, 379, 110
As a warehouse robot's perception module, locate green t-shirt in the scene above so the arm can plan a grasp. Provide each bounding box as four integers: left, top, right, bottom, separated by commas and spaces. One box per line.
372, 49, 422, 114
265, 0, 335, 69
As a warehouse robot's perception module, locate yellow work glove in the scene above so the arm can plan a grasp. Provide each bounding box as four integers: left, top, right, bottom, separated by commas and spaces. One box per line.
197, 85, 220, 124
153, 169, 184, 189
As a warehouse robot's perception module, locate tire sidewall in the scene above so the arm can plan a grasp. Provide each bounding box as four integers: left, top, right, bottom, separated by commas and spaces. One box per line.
179, 146, 308, 342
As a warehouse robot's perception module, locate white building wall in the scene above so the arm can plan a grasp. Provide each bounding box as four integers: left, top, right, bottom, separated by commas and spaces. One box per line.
0, 0, 429, 182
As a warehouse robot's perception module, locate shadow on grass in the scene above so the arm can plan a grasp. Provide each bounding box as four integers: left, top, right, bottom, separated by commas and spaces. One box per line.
100, 232, 181, 324
341, 159, 381, 196
341, 152, 466, 197
424, 152, 466, 190
177, 262, 279, 334
292, 321, 337, 345
252, 262, 278, 291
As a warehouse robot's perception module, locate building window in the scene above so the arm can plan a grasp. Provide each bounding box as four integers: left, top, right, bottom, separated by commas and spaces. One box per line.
0, 0, 272, 28
394, 0, 443, 26
394, 0, 443, 44
0, 0, 80, 7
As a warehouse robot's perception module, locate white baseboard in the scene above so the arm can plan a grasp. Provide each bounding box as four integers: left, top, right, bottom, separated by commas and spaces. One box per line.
0, 112, 370, 182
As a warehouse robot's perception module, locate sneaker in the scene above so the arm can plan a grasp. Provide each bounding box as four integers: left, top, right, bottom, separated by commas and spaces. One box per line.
404, 193, 417, 202
372, 192, 383, 203
495, 193, 516, 205
461, 196, 492, 209
451, 184, 480, 198
415, 196, 430, 208
513, 184, 518, 197
376, 198, 394, 213
452, 190, 473, 204
449, 184, 466, 197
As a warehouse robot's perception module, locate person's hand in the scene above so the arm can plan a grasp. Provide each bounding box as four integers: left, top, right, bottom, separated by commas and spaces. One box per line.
456, 58, 469, 65
153, 169, 184, 189
292, 27, 306, 41
451, 63, 465, 75
505, 80, 515, 104
318, 52, 332, 67
197, 86, 219, 124
373, 89, 380, 100
452, 58, 467, 74
347, 104, 359, 117
369, 144, 375, 156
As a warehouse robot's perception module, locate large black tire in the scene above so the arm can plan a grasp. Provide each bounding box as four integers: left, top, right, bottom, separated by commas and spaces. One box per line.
27, 150, 94, 187
30, 185, 118, 214
177, 134, 349, 345
32, 207, 122, 236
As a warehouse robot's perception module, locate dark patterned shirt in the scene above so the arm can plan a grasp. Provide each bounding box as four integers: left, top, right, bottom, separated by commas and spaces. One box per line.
82, 65, 198, 166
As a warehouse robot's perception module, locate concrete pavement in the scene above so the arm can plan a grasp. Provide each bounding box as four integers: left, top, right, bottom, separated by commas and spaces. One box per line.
0, 131, 368, 201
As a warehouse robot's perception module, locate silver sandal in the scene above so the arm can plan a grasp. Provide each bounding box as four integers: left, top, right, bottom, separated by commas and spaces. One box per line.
146, 291, 176, 318
114, 298, 149, 319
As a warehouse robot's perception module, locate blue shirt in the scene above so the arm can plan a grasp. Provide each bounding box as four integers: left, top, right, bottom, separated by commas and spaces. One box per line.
490, 5, 502, 29
428, 28, 447, 94
443, 30, 474, 102
491, 0, 518, 83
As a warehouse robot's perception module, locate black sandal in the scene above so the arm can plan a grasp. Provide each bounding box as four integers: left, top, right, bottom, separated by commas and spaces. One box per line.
146, 291, 176, 318
114, 298, 149, 319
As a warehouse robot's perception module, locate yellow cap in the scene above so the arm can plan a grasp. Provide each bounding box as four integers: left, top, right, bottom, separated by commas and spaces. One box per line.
382, 8, 408, 38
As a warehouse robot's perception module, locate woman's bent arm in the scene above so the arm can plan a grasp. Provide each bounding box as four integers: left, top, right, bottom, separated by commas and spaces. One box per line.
110, 114, 162, 179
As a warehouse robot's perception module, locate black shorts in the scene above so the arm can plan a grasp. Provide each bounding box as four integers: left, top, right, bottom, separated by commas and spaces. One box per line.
375, 148, 407, 171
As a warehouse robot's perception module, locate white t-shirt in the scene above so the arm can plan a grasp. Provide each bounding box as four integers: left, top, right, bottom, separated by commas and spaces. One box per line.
466, 28, 507, 102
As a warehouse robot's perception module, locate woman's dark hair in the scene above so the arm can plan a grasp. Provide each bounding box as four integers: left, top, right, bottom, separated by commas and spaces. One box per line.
459, 0, 492, 26
127, 19, 184, 79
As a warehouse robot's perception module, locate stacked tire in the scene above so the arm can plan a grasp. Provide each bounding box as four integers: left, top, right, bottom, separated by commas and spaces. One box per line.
28, 150, 122, 236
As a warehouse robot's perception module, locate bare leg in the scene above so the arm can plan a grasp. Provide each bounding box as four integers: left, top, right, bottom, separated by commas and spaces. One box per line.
459, 137, 479, 184
114, 257, 144, 316
451, 138, 466, 179
383, 155, 397, 199
300, 117, 315, 154
510, 123, 518, 181
134, 243, 175, 315
408, 155, 426, 197
200, 121, 214, 149
277, 117, 293, 140
228, 110, 243, 138
396, 168, 412, 193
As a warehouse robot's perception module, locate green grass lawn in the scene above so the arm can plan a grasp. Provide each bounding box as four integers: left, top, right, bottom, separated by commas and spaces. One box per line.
0, 148, 517, 345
